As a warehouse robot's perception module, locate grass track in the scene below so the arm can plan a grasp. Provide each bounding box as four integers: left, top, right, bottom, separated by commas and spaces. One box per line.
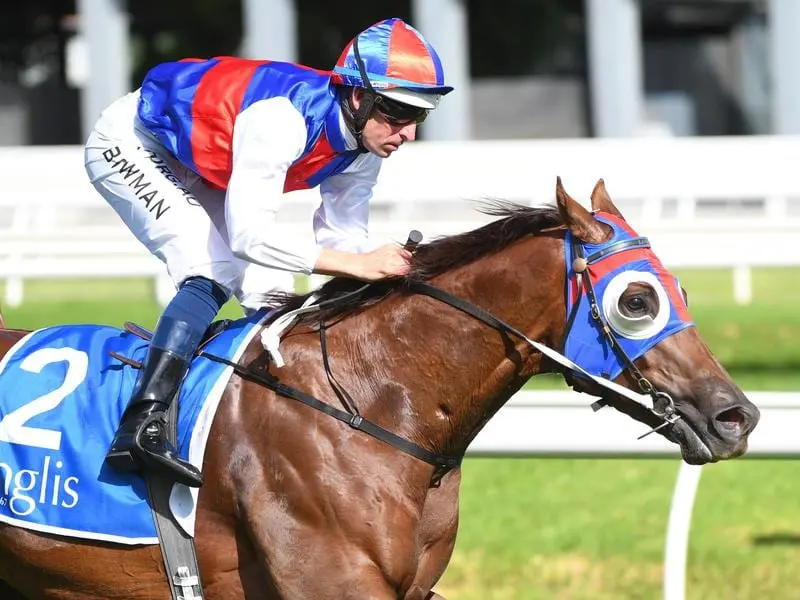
436, 458, 800, 600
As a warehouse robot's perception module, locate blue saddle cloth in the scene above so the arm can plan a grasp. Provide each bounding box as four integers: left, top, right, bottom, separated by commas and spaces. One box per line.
0, 312, 265, 544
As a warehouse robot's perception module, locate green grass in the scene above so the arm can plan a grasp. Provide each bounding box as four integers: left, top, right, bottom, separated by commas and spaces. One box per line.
672, 267, 800, 391
0, 269, 796, 599
436, 458, 800, 600
675, 267, 800, 370
0, 277, 245, 330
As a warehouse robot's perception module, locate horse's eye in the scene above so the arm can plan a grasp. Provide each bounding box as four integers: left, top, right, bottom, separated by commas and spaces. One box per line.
604, 273, 668, 339
624, 296, 646, 313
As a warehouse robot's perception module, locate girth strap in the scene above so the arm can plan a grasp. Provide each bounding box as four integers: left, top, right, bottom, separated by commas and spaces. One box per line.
119, 315, 461, 475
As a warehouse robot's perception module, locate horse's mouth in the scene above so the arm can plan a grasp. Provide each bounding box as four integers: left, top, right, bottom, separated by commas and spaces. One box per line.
668, 417, 715, 465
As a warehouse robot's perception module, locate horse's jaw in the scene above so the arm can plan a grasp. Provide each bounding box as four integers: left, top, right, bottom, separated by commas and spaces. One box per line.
668, 418, 715, 464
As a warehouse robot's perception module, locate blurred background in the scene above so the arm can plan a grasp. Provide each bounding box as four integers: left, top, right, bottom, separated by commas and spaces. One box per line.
1, 1, 799, 599
2, 0, 796, 144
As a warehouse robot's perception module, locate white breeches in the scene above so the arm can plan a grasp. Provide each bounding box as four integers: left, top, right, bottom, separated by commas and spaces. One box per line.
83, 92, 295, 312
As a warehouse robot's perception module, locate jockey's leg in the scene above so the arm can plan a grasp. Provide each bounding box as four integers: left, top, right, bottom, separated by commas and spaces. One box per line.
105, 276, 229, 486
84, 91, 243, 486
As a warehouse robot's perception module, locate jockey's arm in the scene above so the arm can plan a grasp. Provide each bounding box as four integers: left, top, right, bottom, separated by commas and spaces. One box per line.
226, 97, 318, 272
226, 98, 410, 281
313, 153, 380, 254
310, 154, 384, 278
311, 161, 412, 280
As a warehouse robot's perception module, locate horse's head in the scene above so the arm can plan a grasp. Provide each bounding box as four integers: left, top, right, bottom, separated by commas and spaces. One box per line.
555, 177, 760, 464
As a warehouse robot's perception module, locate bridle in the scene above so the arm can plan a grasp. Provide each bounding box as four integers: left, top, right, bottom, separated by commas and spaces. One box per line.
403, 235, 681, 441
202, 229, 683, 484
563, 234, 680, 438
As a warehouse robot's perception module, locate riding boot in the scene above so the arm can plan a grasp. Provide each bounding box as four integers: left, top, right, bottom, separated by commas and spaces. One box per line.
106, 346, 203, 487
105, 277, 230, 486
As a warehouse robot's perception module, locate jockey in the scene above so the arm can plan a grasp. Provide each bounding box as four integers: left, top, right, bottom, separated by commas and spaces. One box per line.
84, 18, 452, 487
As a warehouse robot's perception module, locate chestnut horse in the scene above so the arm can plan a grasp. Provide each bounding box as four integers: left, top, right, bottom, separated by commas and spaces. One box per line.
0, 179, 759, 599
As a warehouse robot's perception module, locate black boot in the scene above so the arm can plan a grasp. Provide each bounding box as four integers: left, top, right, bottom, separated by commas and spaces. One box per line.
106, 346, 204, 487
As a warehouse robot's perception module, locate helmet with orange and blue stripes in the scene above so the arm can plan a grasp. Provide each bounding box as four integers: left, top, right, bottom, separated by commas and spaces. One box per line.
333, 18, 453, 110
333, 18, 453, 142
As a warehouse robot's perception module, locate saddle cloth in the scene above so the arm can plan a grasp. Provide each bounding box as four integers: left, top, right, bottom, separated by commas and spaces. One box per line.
0, 311, 267, 545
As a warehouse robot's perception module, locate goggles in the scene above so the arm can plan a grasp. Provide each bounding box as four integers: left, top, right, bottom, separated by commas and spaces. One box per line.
352, 36, 430, 127
373, 94, 429, 125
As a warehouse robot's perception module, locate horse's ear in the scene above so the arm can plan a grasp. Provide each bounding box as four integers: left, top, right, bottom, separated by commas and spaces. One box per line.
589, 178, 624, 219
555, 177, 610, 244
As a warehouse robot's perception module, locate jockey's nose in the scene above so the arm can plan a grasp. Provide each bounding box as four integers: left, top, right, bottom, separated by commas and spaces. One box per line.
400, 122, 417, 142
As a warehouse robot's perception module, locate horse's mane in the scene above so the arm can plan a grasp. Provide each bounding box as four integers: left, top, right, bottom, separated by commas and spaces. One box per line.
266, 201, 563, 325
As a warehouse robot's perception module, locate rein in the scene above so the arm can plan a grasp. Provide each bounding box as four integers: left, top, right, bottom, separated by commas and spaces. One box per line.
201, 235, 681, 485
200, 325, 462, 486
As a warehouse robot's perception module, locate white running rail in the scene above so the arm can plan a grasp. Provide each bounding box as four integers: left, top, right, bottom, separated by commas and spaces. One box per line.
467, 390, 800, 600
2, 136, 800, 306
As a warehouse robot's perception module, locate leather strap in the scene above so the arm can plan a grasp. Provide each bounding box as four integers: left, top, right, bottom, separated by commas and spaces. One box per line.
145, 392, 205, 599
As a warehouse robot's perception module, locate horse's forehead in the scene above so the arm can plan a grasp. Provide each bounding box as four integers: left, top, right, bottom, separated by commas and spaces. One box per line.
563, 212, 694, 381
587, 215, 690, 315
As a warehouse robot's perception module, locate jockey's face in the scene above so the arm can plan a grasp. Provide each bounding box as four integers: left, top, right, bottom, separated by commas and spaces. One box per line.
351, 89, 418, 158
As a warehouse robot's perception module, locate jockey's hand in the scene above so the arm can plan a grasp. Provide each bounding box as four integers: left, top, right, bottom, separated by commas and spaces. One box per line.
357, 244, 413, 280
313, 244, 412, 281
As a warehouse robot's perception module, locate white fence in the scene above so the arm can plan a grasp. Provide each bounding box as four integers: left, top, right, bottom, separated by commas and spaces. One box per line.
2, 135, 800, 306
468, 390, 800, 600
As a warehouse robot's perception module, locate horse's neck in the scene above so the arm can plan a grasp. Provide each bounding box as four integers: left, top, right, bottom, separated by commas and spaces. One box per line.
349, 235, 566, 458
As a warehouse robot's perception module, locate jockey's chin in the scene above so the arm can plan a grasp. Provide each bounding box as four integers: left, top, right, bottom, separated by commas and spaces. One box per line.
378, 142, 402, 157
362, 138, 402, 158
361, 118, 416, 158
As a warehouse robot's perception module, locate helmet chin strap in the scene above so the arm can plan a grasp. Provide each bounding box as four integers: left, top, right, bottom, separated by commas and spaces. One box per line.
339, 34, 383, 151
338, 91, 368, 152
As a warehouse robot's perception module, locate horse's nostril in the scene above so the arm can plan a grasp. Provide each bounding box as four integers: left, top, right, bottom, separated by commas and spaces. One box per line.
715, 407, 746, 436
